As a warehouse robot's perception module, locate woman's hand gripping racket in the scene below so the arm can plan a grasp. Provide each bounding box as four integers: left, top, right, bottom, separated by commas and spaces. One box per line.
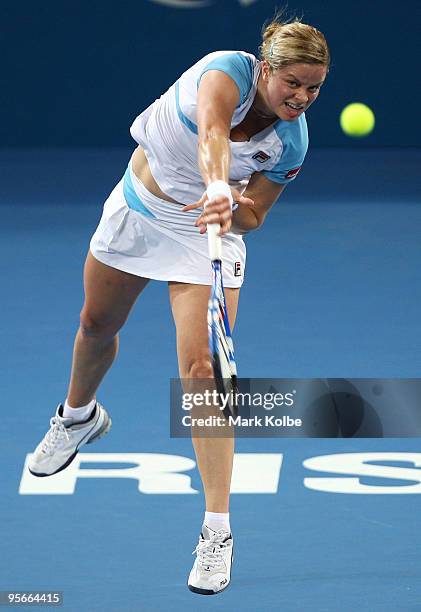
205, 183, 238, 420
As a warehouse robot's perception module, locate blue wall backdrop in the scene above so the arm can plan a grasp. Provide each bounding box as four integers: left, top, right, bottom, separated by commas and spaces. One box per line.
2, 0, 420, 147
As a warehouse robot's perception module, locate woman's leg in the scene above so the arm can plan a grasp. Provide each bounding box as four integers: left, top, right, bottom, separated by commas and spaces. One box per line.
168, 281, 240, 513
29, 251, 150, 477
66, 251, 150, 406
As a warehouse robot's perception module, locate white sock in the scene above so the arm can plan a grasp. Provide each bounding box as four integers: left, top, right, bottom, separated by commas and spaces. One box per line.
204, 511, 230, 533
63, 398, 96, 421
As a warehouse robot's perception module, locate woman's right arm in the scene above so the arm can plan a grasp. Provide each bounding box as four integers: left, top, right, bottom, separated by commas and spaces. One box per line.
195, 70, 239, 235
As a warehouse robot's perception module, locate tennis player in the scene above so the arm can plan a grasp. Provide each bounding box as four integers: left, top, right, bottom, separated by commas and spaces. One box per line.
29, 16, 329, 595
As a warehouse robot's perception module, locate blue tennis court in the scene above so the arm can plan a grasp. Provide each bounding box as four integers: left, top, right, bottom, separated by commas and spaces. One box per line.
2, 148, 421, 611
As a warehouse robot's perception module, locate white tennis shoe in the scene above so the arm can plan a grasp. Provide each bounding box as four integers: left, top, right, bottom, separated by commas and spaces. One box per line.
28, 403, 111, 477
188, 525, 233, 595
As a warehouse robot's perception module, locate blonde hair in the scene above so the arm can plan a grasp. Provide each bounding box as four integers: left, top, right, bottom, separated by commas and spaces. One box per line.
260, 14, 330, 72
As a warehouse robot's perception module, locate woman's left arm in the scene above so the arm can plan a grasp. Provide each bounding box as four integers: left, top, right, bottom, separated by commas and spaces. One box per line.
231, 173, 286, 234
183, 171, 286, 235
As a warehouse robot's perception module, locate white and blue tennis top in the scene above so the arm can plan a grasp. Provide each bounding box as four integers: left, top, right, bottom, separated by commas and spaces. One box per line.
130, 51, 309, 205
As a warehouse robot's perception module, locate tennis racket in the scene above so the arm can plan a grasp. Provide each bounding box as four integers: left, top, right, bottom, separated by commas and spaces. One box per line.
207, 222, 238, 419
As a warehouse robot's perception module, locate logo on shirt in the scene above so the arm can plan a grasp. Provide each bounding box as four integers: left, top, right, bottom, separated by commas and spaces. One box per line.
252, 151, 271, 163
285, 166, 302, 179
234, 261, 242, 277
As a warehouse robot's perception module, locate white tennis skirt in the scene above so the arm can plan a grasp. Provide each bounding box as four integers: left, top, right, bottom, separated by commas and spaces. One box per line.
90, 163, 246, 288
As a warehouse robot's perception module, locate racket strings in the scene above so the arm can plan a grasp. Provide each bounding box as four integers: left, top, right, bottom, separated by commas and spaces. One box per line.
208, 259, 238, 417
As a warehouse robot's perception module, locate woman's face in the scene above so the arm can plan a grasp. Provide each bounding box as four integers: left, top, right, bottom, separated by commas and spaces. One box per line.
262, 61, 327, 121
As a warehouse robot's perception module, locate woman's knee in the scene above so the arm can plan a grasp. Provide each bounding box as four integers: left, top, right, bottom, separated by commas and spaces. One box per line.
184, 357, 214, 379
79, 307, 123, 340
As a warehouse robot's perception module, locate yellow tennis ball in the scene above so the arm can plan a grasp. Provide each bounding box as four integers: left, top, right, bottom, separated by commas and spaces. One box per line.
340, 103, 375, 137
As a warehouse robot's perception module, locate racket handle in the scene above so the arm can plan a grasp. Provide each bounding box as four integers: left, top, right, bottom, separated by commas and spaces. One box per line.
207, 223, 222, 261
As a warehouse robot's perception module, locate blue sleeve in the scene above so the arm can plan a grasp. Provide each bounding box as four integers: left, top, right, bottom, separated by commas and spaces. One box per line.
198, 53, 254, 105
262, 118, 309, 184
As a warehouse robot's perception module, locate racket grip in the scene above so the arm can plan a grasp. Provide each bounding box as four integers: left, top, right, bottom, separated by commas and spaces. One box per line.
205, 181, 232, 261
207, 223, 222, 261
